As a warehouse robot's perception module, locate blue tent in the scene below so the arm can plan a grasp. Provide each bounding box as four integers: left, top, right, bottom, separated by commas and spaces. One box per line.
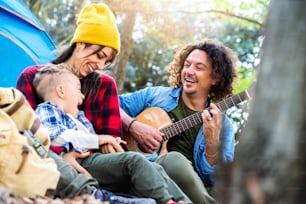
0, 0, 57, 87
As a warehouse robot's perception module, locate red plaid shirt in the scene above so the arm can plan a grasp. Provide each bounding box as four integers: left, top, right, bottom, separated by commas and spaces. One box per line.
16, 65, 122, 137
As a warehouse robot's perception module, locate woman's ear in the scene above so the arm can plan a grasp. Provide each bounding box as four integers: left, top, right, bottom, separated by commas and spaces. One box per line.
55, 84, 65, 98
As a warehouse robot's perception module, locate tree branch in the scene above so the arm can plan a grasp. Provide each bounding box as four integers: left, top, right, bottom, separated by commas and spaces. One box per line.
146, 9, 263, 27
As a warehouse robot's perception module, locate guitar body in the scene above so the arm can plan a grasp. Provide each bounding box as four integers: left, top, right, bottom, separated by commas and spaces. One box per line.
123, 85, 253, 159
123, 107, 172, 157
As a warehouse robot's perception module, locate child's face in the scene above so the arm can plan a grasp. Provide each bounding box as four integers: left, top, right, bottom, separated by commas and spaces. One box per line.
63, 73, 84, 117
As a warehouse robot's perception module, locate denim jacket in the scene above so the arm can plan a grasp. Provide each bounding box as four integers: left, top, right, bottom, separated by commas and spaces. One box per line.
119, 86, 235, 186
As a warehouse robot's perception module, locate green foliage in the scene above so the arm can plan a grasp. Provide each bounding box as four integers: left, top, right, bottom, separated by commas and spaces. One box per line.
122, 33, 174, 93
212, 0, 268, 28
235, 67, 257, 94
25, 0, 85, 46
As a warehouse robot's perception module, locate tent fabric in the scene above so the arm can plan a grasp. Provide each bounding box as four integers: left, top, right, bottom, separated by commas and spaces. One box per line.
0, 0, 57, 87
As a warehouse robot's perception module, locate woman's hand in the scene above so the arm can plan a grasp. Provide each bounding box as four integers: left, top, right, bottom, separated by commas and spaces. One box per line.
98, 135, 126, 153
62, 151, 93, 178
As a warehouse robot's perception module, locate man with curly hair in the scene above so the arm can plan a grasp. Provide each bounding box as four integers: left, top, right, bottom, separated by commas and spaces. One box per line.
119, 39, 238, 204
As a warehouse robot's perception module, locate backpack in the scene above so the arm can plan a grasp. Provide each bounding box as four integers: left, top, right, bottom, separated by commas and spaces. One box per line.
0, 87, 60, 197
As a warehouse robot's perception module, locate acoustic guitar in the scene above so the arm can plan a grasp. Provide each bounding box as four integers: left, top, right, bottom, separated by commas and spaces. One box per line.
123, 86, 254, 159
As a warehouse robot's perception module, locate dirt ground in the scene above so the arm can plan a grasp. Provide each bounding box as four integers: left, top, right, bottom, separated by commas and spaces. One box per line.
0, 187, 110, 204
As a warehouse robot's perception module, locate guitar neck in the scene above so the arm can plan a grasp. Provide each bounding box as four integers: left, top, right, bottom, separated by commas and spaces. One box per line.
161, 88, 251, 141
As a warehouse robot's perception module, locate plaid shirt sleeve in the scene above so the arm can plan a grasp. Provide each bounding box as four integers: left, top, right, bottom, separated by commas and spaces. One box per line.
82, 74, 122, 137
77, 110, 96, 134
16, 65, 44, 109
35, 102, 68, 140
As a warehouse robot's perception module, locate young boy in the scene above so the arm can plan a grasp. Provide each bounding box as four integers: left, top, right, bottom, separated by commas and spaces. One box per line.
34, 63, 125, 157
33, 63, 190, 204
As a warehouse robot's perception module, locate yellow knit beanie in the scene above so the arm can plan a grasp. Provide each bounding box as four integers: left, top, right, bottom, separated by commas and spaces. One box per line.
71, 3, 120, 53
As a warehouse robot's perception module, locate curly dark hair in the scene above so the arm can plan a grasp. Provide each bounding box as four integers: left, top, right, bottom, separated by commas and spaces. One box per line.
166, 39, 238, 101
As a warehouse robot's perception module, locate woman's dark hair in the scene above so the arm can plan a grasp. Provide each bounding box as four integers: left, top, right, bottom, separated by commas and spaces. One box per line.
80, 72, 102, 104
51, 43, 76, 64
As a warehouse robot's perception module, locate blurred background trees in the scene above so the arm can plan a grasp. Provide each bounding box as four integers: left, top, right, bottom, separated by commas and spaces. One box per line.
23, 0, 268, 137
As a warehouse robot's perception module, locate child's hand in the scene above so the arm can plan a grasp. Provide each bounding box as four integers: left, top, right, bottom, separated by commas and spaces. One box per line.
98, 135, 126, 145
62, 151, 93, 178
114, 137, 127, 145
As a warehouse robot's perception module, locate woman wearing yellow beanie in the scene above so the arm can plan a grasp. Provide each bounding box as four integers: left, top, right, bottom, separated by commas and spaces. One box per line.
16, 3, 191, 204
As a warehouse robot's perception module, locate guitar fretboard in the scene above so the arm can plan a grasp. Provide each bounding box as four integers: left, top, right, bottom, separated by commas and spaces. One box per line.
161, 89, 251, 141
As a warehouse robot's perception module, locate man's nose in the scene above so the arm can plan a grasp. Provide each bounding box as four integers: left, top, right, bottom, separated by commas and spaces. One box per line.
186, 65, 195, 74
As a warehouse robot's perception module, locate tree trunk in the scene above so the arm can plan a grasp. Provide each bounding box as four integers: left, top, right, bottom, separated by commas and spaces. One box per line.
113, 10, 136, 92
217, 0, 306, 203
104, 0, 138, 92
